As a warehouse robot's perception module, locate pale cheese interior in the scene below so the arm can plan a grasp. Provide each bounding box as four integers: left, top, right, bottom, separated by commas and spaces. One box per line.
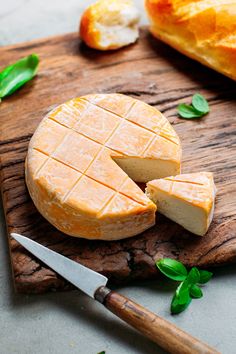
147, 187, 210, 236
114, 157, 180, 182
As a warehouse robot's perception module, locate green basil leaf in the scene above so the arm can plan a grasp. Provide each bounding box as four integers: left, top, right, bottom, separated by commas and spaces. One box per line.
0, 54, 39, 98
192, 93, 209, 114
190, 284, 203, 299
176, 281, 190, 304
198, 270, 213, 284
97, 352, 105, 354
187, 267, 200, 285
171, 289, 192, 314
177, 103, 203, 119
156, 258, 188, 281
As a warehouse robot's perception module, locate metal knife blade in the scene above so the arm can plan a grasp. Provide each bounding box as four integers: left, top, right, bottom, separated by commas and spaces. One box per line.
11, 233, 108, 298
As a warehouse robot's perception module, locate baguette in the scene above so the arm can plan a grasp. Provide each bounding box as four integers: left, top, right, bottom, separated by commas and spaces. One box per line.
145, 0, 236, 80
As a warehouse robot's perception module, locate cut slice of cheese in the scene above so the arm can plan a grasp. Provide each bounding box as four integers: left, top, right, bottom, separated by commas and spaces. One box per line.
26, 93, 181, 240
146, 172, 216, 236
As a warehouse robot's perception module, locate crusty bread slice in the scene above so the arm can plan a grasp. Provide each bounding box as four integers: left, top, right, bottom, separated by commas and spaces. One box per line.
80, 0, 140, 50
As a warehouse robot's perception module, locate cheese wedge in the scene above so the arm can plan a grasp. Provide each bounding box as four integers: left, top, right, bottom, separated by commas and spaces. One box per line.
146, 172, 216, 236
26, 93, 181, 240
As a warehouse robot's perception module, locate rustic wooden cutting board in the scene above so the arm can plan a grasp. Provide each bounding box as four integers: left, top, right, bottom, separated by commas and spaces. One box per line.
1, 28, 236, 294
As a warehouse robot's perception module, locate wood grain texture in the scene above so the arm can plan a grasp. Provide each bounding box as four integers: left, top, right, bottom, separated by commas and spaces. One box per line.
99, 288, 219, 354
0, 28, 236, 294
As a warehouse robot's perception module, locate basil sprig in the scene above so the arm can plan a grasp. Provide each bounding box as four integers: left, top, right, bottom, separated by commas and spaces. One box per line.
0, 54, 39, 100
178, 93, 210, 119
156, 258, 212, 314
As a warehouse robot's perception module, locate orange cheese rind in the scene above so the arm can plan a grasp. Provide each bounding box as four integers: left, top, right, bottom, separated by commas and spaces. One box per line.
80, 0, 140, 50
145, 0, 236, 80
26, 93, 181, 240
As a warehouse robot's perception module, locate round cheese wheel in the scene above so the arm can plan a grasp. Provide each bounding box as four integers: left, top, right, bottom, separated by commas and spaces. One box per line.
26, 93, 181, 240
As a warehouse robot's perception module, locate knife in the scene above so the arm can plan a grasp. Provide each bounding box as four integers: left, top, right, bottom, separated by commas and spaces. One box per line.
11, 233, 219, 354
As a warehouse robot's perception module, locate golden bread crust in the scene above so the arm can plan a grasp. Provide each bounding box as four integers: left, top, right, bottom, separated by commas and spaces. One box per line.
145, 0, 236, 80
80, 7, 100, 49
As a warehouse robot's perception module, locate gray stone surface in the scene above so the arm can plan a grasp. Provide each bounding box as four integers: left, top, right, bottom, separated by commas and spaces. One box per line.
0, 1, 236, 354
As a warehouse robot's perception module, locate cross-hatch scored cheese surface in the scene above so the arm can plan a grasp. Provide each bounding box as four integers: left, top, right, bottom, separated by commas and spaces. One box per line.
26, 94, 181, 240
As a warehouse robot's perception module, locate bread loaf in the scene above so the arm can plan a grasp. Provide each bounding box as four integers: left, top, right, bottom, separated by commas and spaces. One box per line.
145, 0, 236, 80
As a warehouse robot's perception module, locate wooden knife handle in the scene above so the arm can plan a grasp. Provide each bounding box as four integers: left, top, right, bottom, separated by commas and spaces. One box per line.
95, 286, 219, 354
